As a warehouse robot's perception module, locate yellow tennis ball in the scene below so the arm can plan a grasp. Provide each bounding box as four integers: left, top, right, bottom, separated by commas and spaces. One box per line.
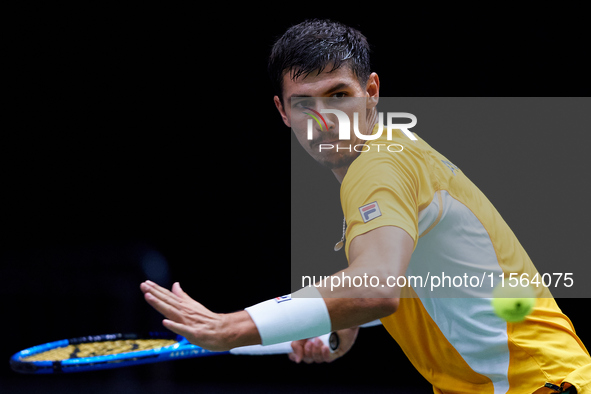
491, 283, 536, 323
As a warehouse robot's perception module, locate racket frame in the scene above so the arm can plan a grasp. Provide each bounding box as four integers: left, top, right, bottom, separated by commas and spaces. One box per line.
10, 332, 229, 374
11, 331, 339, 374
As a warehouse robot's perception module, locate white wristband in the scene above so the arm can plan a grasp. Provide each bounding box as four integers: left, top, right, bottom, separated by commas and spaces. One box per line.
245, 286, 332, 346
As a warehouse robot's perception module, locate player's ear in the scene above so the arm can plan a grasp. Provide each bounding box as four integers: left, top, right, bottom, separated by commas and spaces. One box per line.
366, 72, 380, 109
274, 95, 291, 127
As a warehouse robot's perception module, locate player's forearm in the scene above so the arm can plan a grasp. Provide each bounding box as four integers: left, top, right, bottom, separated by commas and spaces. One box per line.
323, 296, 397, 332
317, 265, 400, 331
244, 228, 411, 347
243, 272, 396, 347
316, 226, 413, 330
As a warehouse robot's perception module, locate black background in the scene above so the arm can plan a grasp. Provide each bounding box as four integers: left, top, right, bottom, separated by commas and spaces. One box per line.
2, 5, 589, 394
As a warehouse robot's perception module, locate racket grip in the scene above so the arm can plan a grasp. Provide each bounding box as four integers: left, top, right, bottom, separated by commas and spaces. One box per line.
318, 332, 340, 353
230, 341, 293, 355
229, 332, 339, 356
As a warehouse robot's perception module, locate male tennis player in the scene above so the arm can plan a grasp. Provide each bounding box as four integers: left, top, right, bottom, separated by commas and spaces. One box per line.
141, 20, 590, 393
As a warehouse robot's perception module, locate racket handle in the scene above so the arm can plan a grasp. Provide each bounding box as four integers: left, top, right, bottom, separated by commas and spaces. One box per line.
229, 332, 339, 356
320, 331, 340, 353
229, 341, 292, 355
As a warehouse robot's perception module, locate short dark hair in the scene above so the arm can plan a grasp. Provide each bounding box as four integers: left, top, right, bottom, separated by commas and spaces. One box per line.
268, 19, 371, 102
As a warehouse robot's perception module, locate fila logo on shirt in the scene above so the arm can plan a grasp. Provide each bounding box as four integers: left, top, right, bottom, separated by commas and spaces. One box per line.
359, 201, 382, 223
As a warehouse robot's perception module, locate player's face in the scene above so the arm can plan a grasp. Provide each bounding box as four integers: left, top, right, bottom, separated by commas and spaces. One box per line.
274, 66, 379, 171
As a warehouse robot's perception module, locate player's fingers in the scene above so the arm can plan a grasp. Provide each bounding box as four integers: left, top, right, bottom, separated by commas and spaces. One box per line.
311, 338, 326, 363
302, 339, 316, 364
144, 281, 183, 306
288, 352, 299, 363
290, 340, 306, 363
172, 282, 191, 301
144, 292, 183, 321
321, 344, 334, 363
140, 282, 149, 293
162, 319, 191, 338
144, 280, 179, 300
140, 282, 158, 295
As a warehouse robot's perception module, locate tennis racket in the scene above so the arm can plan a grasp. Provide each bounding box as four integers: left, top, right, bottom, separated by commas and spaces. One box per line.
10, 331, 340, 374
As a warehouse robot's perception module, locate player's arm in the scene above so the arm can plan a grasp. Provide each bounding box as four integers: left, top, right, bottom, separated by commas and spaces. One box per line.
140, 225, 413, 351
289, 226, 411, 363
319, 225, 413, 330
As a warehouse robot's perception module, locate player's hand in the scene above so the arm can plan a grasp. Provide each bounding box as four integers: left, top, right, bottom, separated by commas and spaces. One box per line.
140, 280, 229, 351
289, 326, 359, 364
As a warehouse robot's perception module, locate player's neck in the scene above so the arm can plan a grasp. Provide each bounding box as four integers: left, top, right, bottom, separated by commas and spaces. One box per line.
332, 114, 379, 184
332, 166, 350, 184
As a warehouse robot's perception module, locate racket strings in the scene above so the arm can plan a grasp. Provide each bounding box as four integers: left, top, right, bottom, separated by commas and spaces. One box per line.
22, 339, 177, 361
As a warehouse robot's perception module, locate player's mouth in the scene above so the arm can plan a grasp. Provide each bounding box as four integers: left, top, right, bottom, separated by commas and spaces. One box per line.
311, 136, 341, 148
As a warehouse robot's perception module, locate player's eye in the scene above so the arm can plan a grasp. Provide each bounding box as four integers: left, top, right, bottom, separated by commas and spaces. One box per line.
329, 92, 347, 101
293, 98, 313, 108
327, 92, 347, 104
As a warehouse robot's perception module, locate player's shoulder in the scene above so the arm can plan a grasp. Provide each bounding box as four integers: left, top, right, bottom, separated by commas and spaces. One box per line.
343, 131, 430, 186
